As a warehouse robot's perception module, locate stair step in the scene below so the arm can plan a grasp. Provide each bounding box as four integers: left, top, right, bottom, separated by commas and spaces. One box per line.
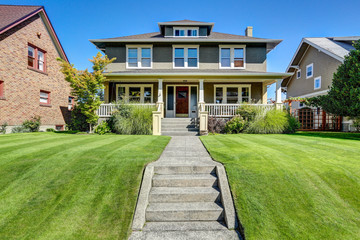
146, 202, 224, 221
154, 165, 216, 174
142, 221, 228, 231
152, 174, 217, 187
161, 128, 199, 132
149, 187, 220, 203
162, 131, 199, 136
162, 123, 197, 127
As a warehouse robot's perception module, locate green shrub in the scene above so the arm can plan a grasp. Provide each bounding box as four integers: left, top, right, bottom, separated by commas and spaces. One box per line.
22, 116, 41, 132
12, 126, 31, 133
245, 109, 289, 134
67, 106, 89, 132
352, 117, 360, 132
109, 103, 155, 135
95, 121, 111, 135
224, 116, 246, 134
208, 116, 226, 134
236, 105, 258, 121
0, 122, 8, 134
46, 128, 56, 132
284, 115, 301, 133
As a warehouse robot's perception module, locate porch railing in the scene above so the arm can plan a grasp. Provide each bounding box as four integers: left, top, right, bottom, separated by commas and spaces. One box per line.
97, 103, 156, 117
205, 103, 275, 117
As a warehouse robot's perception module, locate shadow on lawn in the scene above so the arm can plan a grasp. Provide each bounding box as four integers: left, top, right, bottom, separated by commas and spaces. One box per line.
293, 131, 360, 141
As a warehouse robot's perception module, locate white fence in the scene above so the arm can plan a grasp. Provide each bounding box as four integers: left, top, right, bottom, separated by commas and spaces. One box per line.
205, 104, 274, 117
97, 103, 156, 117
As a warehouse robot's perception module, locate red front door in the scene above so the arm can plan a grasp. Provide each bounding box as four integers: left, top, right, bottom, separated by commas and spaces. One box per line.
176, 87, 189, 115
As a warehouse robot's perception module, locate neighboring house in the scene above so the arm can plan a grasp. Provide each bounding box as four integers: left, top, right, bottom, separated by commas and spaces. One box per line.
0, 5, 72, 133
282, 37, 360, 131
90, 20, 291, 135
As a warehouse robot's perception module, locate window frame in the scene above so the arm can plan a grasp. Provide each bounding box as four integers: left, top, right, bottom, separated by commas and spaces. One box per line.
68, 96, 75, 110
297, 69, 301, 79
314, 76, 321, 90
115, 84, 153, 103
40, 90, 51, 106
306, 63, 313, 79
126, 45, 153, 69
0, 81, 4, 99
172, 45, 199, 69
213, 84, 251, 104
173, 27, 199, 37
28, 43, 46, 73
219, 45, 246, 69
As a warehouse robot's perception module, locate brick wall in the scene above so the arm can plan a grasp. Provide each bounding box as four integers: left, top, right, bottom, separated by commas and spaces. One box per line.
0, 14, 72, 130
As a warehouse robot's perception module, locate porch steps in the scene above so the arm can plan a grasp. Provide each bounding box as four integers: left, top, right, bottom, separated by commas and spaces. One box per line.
161, 118, 199, 136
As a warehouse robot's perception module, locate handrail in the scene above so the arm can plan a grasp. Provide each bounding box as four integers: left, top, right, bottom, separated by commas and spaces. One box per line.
204, 103, 274, 117
97, 103, 156, 117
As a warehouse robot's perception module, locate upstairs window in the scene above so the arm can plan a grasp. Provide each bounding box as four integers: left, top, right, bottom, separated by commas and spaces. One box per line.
314, 76, 321, 90
219, 46, 245, 69
68, 96, 74, 110
297, 69, 301, 79
40, 90, 50, 105
28, 44, 46, 72
173, 46, 199, 68
174, 28, 198, 37
306, 63, 313, 79
126, 45, 152, 68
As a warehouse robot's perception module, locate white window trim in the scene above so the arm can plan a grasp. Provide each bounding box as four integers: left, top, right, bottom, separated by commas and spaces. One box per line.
213, 84, 251, 104
297, 69, 301, 79
115, 84, 153, 103
306, 63, 313, 79
126, 45, 153, 69
172, 45, 199, 69
314, 76, 321, 90
173, 27, 199, 37
219, 45, 246, 69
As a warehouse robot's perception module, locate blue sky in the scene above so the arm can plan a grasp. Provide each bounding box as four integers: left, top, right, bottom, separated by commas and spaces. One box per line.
2, 0, 360, 99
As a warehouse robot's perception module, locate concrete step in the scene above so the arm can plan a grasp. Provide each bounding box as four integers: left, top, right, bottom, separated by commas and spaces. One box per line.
142, 221, 228, 231
149, 187, 220, 203
146, 202, 224, 222
162, 131, 199, 136
154, 165, 216, 174
162, 123, 197, 127
152, 174, 218, 187
161, 127, 199, 132
162, 118, 193, 122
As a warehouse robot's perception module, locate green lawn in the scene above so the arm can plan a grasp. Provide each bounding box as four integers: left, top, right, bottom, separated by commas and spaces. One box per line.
0, 133, 169, 240
201, 132, 360, 240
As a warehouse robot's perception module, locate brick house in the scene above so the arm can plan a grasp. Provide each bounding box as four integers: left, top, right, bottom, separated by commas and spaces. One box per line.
0, 5, 72, 133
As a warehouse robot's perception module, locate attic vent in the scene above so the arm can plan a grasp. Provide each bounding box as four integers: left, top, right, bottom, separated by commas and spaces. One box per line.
245, 26, 253, 37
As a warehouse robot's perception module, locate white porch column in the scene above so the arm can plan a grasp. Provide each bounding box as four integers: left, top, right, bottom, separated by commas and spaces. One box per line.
157, 79, 164, 118
275, 79, 283, 109
199, 79, 204, 103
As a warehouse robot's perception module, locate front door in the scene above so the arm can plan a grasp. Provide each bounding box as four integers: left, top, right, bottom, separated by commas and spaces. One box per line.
176, 86, 189, 117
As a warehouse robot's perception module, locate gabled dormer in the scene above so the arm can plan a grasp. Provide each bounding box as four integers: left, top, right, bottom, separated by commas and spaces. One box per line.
158, 20, 214, 37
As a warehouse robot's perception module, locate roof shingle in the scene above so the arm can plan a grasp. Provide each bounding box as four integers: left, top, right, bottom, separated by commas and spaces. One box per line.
0, 5, 42, 32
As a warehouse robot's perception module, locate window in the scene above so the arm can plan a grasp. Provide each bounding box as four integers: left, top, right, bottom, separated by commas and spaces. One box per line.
219, 46, 246, 69
126, 45, 152, 68
314, 76, 321, 90
56, 125, 64, 131
306, 63, 313, 79
28, 44, 46, 72
299, 102, 304, 108
214, 85, 251, 103
0, 81, 4, 98
40, 90, 50, 105
297, 69, 301, 79
173, 46, 199, 68
173, 27, 198, 37
68, 96, 74, 110
116, 84, 153, 103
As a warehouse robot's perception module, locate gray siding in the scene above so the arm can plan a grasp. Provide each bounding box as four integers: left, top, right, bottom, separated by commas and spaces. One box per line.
164, 26, 173, 37
199, 27, 207, 36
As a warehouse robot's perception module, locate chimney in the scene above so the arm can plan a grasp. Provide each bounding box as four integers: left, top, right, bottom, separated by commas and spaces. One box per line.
245, 26, 253, 37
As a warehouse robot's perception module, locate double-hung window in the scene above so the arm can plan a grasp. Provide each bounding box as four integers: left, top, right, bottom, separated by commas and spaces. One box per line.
126, 45, 152, 68
314, 76, 321, 90
116, 84, 153, 103
214, 85, 251, 103
219, 45, 245, 69
173, 28, 198, 37
40, 90, 50, 105
173, 46, 199, 68
0, 81, 4, 99
306, 63, 313, 79
297, 69, 301, 79
28, 44, 46, 72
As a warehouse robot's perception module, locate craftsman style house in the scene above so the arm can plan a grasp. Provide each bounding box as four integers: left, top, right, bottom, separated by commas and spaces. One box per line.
91, 20, 291, 135
283, 37, 359, 131
0, 5, 72, 133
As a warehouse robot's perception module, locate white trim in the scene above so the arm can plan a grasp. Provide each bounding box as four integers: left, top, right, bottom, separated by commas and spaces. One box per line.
115, 84, 153, 103
126, 45, 153, 69
165, 85, 198, 118
213, 84, 251, 103
172, 45, 199, 69
306, 63, 313, 79
296, 69, 301, 79
219, 45, 246, 69
289, 89, 329, 98
314, 76, 321, 90
173, 27, 199, 37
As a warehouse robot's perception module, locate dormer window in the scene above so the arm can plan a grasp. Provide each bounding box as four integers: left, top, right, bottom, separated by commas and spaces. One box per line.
173, 27, 199, 37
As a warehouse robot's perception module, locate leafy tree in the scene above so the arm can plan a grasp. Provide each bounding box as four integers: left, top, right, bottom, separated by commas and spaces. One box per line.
307, 40, 360, 117
58, 53, 115, 132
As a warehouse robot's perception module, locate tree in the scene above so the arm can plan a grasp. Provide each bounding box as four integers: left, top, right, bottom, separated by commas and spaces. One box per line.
58, 53, 115, 132
307, 40, 360, 117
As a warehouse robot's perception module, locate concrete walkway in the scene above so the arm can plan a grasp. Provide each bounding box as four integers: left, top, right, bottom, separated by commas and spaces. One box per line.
129, 136, 241, 240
